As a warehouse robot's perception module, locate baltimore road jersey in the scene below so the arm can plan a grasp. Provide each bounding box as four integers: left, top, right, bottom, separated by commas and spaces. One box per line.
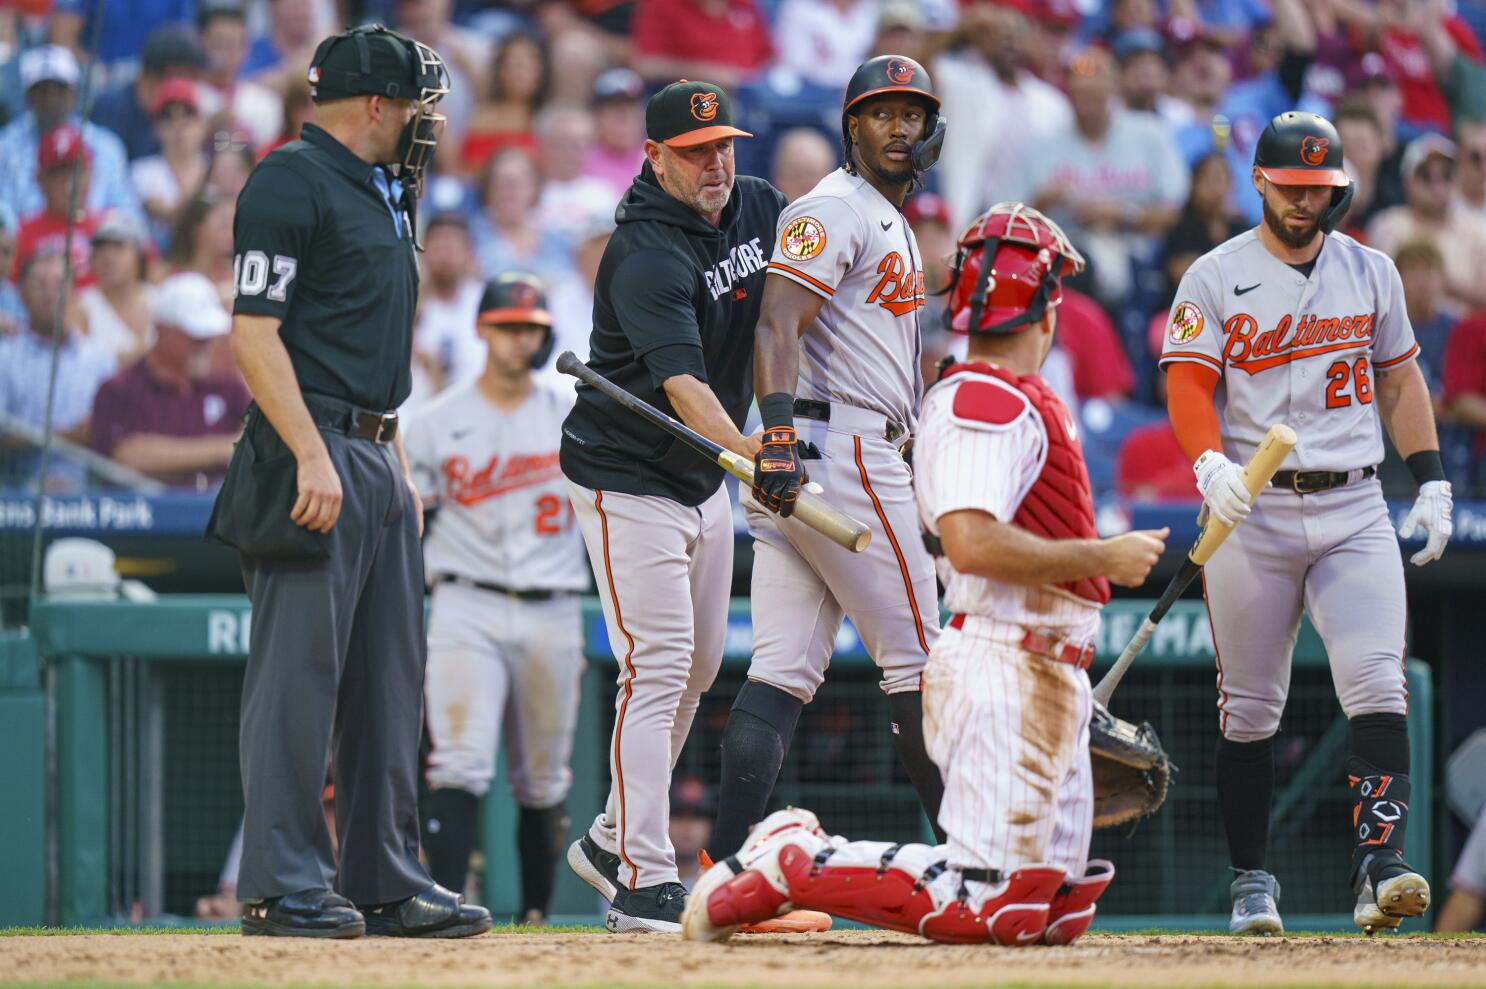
1160, 229, 1418, 471
231, 123, 418, 412
561, 161, 786, 506
405, 377, 588, 593
767, 168, 928, 431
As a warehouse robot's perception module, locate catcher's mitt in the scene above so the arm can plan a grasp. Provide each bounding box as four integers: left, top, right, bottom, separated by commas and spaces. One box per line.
1091, 700, 1171, 829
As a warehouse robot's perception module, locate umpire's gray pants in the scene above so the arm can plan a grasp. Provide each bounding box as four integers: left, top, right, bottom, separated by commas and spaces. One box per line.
237, 426, 432, 905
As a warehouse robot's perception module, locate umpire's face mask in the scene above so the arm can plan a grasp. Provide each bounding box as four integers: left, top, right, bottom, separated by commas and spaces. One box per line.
393, 38, 449, 199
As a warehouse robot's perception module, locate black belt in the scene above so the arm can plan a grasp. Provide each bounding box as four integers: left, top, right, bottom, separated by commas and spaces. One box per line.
793, 398, 906, 443
1271, 465, 1375, 494
437, 574, 568, 602
303, 394, 398, 444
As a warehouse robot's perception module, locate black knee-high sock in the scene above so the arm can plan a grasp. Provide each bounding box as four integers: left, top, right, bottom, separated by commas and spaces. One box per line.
1216, 735, 1275, 872
517, 803, 568, 917
711, 680, 803, 858
423, 787, 480, 893
889, 691, 946, 844
1348, 713, 1412, 880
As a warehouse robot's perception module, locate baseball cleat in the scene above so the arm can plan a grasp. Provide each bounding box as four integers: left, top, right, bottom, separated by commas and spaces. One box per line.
1228, 869, 1284, 935
696, 849, 832, 935
1353, 853, 1429, 934
682, 809, 828, 942
568, 833, 622, 903
605, 881, 687, 934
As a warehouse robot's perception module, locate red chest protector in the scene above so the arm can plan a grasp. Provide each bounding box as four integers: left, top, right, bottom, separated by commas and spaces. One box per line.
941, 362, 1110, 606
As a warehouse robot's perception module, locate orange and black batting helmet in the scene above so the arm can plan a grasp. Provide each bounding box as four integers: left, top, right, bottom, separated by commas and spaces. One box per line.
1253, 111, 1354, 233
841, 54, 945, 172
477, 272, 554, 368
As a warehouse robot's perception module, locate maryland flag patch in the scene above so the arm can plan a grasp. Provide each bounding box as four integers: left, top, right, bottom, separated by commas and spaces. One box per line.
1169, 301, 1205, 344
780, 217, 826, 262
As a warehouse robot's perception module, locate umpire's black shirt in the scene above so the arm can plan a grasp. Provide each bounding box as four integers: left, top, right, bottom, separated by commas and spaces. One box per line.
232, 123, 417, 412
561, 161, 786, 506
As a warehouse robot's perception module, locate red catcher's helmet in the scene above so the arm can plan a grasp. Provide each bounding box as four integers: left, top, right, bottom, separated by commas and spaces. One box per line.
945, 203, 1086, 335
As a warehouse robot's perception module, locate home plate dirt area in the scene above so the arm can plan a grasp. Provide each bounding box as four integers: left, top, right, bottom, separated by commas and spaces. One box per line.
4, 929, 1486, 989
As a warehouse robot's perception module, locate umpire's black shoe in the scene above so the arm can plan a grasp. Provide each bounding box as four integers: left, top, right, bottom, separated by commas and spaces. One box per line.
362, 883, 492, 938
241, 888, 366, 938
568, 833, 622, 902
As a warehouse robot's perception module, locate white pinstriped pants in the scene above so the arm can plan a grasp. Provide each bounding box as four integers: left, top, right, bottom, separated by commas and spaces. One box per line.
922, 616, 1094, 876
566, 480, 733, 890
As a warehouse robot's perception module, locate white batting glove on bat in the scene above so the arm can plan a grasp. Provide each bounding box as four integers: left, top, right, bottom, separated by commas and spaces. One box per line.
1398, 479, 1453, 566
1193, 450, 1253, 528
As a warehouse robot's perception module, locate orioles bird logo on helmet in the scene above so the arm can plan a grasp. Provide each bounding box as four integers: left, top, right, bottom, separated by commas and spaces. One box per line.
887, 58, 914, 84
510, 281, 539, 307
690, 92, 719, 122
1300, 135, 1329, 166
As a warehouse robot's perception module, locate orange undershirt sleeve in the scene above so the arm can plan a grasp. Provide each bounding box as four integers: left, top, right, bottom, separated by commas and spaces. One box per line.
1165, 362, 1224, 464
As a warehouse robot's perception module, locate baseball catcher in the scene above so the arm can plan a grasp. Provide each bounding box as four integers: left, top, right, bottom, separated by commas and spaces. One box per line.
682, 204, 1170, 946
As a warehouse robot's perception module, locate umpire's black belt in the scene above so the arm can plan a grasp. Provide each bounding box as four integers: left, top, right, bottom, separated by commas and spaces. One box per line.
794, 398, 907, 444
304, 394, 398, 444
1271, 465, 1376, 494
437, 574, 570, 602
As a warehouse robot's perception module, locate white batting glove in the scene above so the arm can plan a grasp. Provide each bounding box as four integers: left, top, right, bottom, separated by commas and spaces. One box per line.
1398, 479, 1453, 566
1193, 450, 1253, 528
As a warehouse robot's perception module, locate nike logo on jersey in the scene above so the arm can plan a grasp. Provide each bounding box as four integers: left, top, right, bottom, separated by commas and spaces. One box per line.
1234, 282, 1261, 296
880, 220, 893, 230
443, 452, 563, 506
703, 236, 767, 301
1223, 311, 1376, 374
866, 251, 925, 317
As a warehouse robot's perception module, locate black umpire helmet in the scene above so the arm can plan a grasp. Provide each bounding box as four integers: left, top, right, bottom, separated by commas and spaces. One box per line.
478, 272, 554, 369
1253, 110, 1354, 234
308, 24, 449, 198
842, 55, 945, 173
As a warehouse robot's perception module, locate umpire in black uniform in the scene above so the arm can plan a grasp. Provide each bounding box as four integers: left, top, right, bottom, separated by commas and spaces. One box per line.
208, 25, 489, 939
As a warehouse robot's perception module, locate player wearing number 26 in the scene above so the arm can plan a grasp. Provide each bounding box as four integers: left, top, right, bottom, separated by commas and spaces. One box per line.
1159, 111, 1451, 936
404, 273, 588, 925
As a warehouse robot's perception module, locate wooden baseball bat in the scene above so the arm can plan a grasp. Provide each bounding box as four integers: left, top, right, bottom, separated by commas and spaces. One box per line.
1091, 423, 1297, 707
556, 352, 872, 553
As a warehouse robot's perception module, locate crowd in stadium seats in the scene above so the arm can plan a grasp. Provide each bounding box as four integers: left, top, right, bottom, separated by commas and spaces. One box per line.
2, 0, 1486, 497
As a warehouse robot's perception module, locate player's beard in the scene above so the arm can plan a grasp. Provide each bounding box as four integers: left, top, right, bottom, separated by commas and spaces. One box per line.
862, 141, 915, 188
1262, 196, 1322, 249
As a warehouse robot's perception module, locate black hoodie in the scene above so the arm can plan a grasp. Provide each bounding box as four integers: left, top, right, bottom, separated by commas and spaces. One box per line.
561, 161, 786, 505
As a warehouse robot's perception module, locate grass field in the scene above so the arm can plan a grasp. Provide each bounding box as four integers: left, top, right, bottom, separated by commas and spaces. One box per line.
2, 927, 1485, 989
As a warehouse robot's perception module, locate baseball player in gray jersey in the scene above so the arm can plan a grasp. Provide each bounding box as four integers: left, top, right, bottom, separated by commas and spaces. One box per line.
709, 55, 950, 863
1160, 112, 1454, 935
407, 274, 588, 925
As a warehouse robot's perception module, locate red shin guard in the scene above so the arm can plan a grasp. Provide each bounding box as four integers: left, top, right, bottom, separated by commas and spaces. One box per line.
920, 866, 1066, 945
1043, 859, 1115, 946
775, 842, 938, 935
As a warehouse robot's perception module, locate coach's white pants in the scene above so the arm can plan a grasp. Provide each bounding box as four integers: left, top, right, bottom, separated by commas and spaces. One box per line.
423, 582, 584, 806
744, 410, 939, 700
567, 480, 732, 890
923, 616, 1094, 877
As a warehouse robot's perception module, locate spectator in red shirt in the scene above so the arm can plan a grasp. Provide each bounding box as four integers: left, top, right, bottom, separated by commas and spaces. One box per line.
460, 32, 547, 178
14, 124, 105, 288
1443, 311, 1486, 440
631, 0, 774, 89
1056, 288, 1135, 402
90, 271, 249, 488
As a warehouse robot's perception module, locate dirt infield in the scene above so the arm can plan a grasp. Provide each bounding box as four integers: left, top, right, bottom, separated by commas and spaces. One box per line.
5, 930, 1486, 989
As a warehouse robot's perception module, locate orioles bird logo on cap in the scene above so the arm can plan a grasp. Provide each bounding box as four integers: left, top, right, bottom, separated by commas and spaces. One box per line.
690, 92, 719, 122
1300, 135, 1329, 166
887, 58, 914, 85
510, 281, 538, 307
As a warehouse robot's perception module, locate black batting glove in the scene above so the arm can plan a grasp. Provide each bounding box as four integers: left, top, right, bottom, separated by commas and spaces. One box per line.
753, 426, 808, 517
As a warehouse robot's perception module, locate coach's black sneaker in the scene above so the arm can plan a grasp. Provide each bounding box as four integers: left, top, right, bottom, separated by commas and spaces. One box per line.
568, 833, 622, 902
606, 881, 687, 934
242, 888, 365, 938
1353, 850, 1430, 934
362, 883, 492, 938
